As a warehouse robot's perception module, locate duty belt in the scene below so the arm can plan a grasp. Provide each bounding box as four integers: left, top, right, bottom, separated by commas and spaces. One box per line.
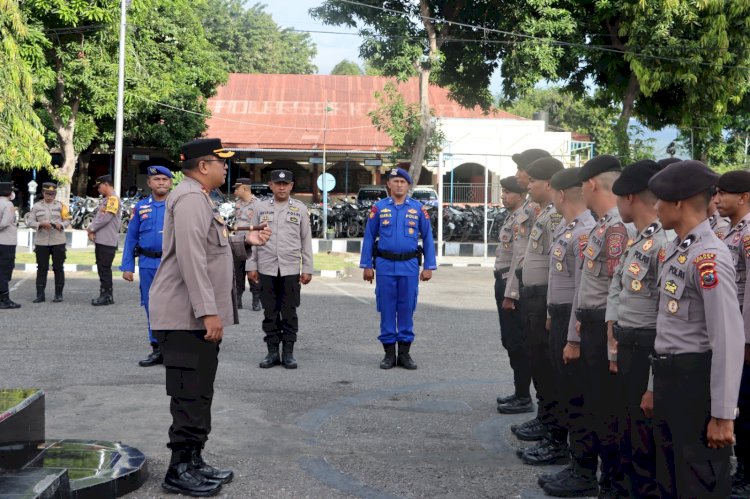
613, 325, 656, 348
575, 308, 606, 323
520, 284, 547, 299
547, 303, 572, 317
374, 243, 423, 265
135, 246, 162, 259
493, 267, 510, 279
649, 351, 711, 374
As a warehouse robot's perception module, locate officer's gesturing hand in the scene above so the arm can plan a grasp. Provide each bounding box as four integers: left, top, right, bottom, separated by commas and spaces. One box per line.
300, 273, 312, 285
363, 268, 374, 283
246, 226, 272, 246
203, 315, 223, 343
640, 390, 653, 418
707, 418, 735, 448
420, 269, 432, 282
563, 342, 580, 364
122, 271, 134, 282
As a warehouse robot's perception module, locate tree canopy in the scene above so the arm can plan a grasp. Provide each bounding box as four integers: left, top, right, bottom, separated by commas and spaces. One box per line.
331, 59, 363, 75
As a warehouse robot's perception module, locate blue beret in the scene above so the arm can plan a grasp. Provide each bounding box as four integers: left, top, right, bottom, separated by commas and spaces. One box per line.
147, 165, 173, 178
648, 160, 718, 202
388, 167, 412, 184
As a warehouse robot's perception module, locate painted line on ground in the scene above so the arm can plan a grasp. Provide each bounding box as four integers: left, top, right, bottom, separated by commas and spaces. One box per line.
320, 281, 371, 305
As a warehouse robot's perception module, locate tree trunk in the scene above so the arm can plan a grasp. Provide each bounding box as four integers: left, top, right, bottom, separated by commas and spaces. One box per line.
615, 73, 640, 163
56, 127, 77, 203
75, 151, 92, 196
409, 67, 433, 184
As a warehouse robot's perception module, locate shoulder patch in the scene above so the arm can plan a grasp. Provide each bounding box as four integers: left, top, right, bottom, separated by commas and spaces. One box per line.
698, 261, 719, 290
693, 252, 717, 265
369, 206, 378, 219
421, 206, 429, 219
105, 196, 119, 214
744, 234, 750, 258
606, 232, 625, 258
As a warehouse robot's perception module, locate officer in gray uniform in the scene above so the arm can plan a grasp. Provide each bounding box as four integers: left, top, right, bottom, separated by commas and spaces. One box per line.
605, 160, 666, 497
247, 170, 313, 370
715, 170, 750, 497
149, 138, 272, 497
512, 157, 564, 458
87, 174, 121, 306
0, 182, 20, 309
231, 178, 261, 311
647, 160, 743, 498
709, 199, 731, 240
500, 148, 550, 421
494, 176, 532, 408
545, 155, 628, 498
27, 182, 71, 303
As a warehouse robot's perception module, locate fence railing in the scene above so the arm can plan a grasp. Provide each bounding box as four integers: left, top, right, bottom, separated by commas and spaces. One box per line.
443, 183, 501, 204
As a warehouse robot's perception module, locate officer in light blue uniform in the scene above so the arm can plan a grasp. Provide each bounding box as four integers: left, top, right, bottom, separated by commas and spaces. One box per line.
360, 167, 437, 370
120, 165, 173, 367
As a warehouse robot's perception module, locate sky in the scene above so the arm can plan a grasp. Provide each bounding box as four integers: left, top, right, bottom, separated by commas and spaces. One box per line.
264, 0, 682, 158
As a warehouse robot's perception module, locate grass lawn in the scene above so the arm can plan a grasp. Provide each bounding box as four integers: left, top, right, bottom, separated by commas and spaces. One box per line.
16, 249, 356, 271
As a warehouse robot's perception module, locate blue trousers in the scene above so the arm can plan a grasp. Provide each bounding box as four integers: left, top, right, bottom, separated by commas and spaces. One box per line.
139, 267, 157, 345
375, 274, 418, 345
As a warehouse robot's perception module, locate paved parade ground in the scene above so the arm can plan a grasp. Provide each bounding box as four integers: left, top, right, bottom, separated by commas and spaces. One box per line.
3, 267, 559, 498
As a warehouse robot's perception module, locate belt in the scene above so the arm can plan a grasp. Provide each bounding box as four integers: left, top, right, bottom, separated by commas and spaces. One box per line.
548, 303, 572, 317
376, 247, 420, 261
649, 351, 711, 374
613, 325, 656, 347
494, 267, 510, 279
575, 308, 606, 323
136, 246, 162, 259
520, 284, 547, 299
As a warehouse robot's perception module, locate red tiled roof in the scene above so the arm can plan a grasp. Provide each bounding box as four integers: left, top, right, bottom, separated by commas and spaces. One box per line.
205, 74, 524, 152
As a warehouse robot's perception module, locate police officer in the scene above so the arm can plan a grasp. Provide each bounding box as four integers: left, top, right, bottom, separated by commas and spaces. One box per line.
535, 168, 596, 485
232, 178, 261, 311
0, 182, 20, 310
494, 177, 532, 409
87, 174, 121, 306
501, 149, 550, 420
120, 166, 173, 367
247, 170, 313, 369
360, 167, 437, 370
545, 155, 628, 498
27, 182, 71, 303
605, 160, 666, 497
149, 138, 271, 496
709, 192, 731, 240
647, 160, 743, 498
714, 170, 750, 497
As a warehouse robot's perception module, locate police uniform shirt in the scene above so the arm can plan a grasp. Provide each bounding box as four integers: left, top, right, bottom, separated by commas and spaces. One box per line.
721, 213, 750, 342
247, 197, 313, 276
494, 205, 522, 273
605, 221, 667, 329
522, 203, 563, 286
89, 194, 122, 246
234, 198, 256, 228
359, 197, 437, 275
28, 199, 70, 246
568, 207, 629, 341
547, 211, 596, 306
0, 197, 17, 245
655, 219, 744, 419
149, 176, 236, 330
710, 212, 731, 240
120, 196, 166, 272
504, 199, 538, 299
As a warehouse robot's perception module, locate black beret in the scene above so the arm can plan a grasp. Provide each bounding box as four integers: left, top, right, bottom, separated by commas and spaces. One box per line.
527, 157, 564, 180
94, 174, 113, 186
180, 138, 234, 161
551, 168, 583, 190
499, 176, 527, 194
717, 170, 750, 193
0, 182, 12, 196
657, 157, 681, 169
579, 155, 621, 182
512, 149, 551, 171
648, 160, 719, 202
612, 160, 661, 196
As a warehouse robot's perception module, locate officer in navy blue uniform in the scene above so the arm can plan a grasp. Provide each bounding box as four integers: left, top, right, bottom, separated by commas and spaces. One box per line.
360, 168, 437, 369
121, 165, 173, 367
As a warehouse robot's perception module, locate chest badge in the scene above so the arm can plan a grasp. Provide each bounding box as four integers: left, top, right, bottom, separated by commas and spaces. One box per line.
677, 254, 687, 264
553, 247, 562, 258
382, 219, 390, 226
628, 262, 641, 276
631, 279, 642, 291
667, 299, 679, 314
587, 259, 594, 269
565, 232, 572, 239
532, 241, 539, 249
408, 227, 415, 235
642, 240, 653, 251
664, 280, 678, 294
555, 261, 563, 272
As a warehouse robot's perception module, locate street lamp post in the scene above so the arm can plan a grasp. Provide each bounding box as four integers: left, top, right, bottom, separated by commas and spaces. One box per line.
113, 0, 130, 197
322, 102, 332, 239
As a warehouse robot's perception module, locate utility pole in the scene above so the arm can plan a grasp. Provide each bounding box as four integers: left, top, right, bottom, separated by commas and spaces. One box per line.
113, 0, 130, 197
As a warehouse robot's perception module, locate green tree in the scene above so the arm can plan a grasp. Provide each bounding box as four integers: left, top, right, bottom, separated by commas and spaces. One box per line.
0, 0, 50, 171
199, 1, 317, 74
330, 59, 362, 75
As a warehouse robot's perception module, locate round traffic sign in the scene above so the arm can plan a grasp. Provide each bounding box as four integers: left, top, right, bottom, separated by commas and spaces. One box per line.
317, 173, 336, 192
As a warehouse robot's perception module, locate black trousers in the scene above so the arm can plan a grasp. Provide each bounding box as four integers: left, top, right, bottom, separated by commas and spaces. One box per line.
494, 274, 531, 398
614, 326, 658, 498
521, 287, 556, 428
0, 244, 15, 294
94, 244, 116, 292
153, 330, 220, 450
35, 244, 66, 290
569, 310, 619, 479
653, 352, 731, 498
548, 303, 576, 444
259, 272, 301, 344
735, 363, 750, 471
234, 261, 260, 296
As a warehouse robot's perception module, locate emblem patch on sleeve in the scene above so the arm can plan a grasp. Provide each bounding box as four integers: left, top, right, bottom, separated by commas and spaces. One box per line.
698, 262, 718, 289
606, 233, 625, 258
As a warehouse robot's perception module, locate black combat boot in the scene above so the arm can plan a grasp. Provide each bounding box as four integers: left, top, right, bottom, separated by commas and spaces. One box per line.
281, 341, 297, 369
380, 343, 396, 369
162, 448, 222, 497
396, 341, 418, 369
259, 342, 281, 368
52, 286, 63, 303
251, 294, 261, 311
139, 343, 163, 367
236, 291, 243, 309
91, 288, 114, 306
32, 286, 45, 303
497, 396, 534, 415
497, 393, 518, 405
538, 464, 576, 488
513, 419, 547, 441
732, 461, 750, 498
190, 448, 233, 484
0, 292, 21, 309
542, 456, 598, 497
520, 436, 570, 466
511, 417, 541, 434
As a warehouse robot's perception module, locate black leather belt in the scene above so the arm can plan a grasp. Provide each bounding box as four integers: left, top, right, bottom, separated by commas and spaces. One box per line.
613, 325, 656, 347
650, 351, 711, 374
493, 267, 510, 279
575, 308, 606, 323
520, 284, 547, 299
548, 303, 572, 317
376, 247, 421, 261
136, 246, 162, 258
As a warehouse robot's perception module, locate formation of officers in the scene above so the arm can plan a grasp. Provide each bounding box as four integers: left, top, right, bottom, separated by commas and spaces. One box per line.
493, 149, 748, 498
